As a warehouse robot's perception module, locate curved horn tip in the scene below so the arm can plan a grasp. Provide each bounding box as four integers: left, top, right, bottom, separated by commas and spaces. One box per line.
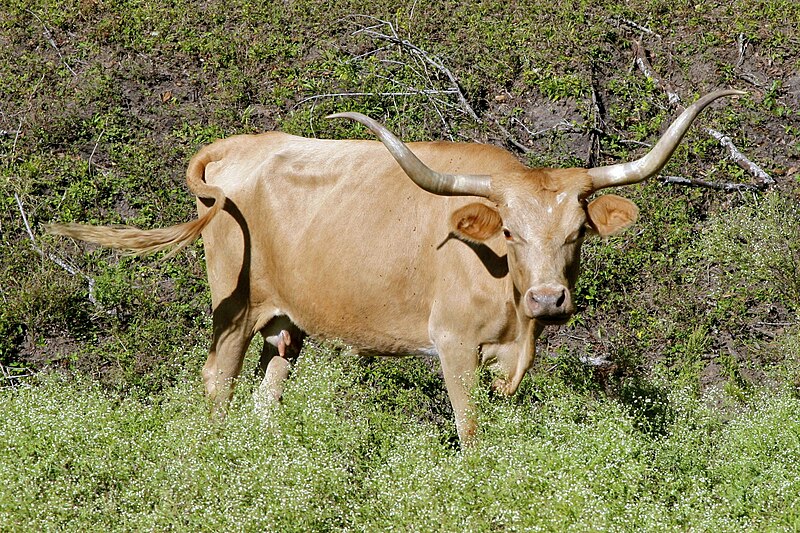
717, 89, 747, 97
325, 112, 367, 121
702, 89, 748, 102
588, 88, 748, 191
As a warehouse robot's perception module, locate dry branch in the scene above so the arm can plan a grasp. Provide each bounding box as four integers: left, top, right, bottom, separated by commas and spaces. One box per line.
736, 33, 748, 69
631, 40, 774, 191
706, 128, 774, 187
609, 16, 661, 38
510, 117, 578, 140
295, 89, 459, 107
15, 193, 96, 304
632, 40, 681, 107
0, 363, 33, 388
588, 81, 604, 167
27, 10, 77, 77
352, 23, 480, 122
658, 175, 763, 192
485, 113, 531, 154
333, 17, 536, 151
87, 128, 105, 176
732, 33, 768, 88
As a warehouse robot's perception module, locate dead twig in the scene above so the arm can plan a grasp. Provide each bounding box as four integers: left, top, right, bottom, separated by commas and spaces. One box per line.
733, 33, 768, 88
658, 175, 763, 192
609, 16, 661, 39
27, 9, 77, 77
353, 24, 480, 122
510, 117, 578, 140
706, 128, 774, 187
14, 193, 96, 304
0, 363, 33, 389
295, 89, 459, 107
632, 40, 681, 107
736, 33, 748, 69
87, 128, 105, 177
485, 113, 531, 153
588, 78, 604, 167
340, 16, 537, 151
617, 139, 652, 149
631, 40, 774, 191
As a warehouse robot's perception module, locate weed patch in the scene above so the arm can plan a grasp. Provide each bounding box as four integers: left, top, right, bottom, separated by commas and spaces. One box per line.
3, 353, 800, 529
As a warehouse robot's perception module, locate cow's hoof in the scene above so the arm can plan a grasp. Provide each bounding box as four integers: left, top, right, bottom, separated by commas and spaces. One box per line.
491, 377, 512, 396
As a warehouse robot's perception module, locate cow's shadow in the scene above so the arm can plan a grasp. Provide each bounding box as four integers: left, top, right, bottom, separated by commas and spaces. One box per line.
437, 232, 509, 279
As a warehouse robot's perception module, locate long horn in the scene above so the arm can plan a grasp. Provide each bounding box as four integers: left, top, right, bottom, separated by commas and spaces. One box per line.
587, 89, 747, 190
327, 112, 492, 197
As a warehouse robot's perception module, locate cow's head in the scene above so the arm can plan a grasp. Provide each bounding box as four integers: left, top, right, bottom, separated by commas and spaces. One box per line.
329, 90, 743, 324
447, 181, 638, 324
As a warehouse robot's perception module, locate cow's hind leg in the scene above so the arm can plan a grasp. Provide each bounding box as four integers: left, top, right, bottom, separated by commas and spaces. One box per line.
202, 306, 256, 416
255, 316, 306, 408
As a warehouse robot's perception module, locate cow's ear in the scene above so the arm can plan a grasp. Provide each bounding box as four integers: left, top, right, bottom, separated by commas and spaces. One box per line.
450, 202, 503, 242
586, 194, 639, 237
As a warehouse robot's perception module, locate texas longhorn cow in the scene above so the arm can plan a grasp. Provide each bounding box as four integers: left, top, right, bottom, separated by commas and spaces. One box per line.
47, 90, 744, 442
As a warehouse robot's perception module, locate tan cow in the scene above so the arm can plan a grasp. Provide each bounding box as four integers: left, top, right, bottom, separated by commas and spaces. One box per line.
47, 90, 744, 442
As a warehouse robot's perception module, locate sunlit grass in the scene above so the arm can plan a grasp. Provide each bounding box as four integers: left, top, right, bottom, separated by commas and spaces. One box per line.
3, 346, 800, 531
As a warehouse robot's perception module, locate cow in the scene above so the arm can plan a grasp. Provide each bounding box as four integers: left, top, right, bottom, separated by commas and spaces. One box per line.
47, 90, 745, 442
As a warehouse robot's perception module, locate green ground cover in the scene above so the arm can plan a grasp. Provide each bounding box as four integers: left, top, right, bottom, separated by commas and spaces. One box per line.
2, 348, 800, 530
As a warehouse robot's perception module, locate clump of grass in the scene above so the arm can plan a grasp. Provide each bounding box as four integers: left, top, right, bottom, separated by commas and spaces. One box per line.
701, 191, 800, 314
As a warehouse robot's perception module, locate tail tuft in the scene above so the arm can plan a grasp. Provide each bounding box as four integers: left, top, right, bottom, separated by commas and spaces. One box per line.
45, 215, 213, 258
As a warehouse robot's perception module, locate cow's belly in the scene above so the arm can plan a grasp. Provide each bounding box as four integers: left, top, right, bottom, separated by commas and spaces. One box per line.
277, 287, 437, 356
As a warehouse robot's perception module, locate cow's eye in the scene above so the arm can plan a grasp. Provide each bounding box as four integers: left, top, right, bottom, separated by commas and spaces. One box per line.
502, 228, 513, 240
565, 226, 586, 244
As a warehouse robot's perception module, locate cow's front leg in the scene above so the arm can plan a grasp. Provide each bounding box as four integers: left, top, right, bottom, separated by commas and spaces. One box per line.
489, 320, 542, 396
436, 336, 481, 445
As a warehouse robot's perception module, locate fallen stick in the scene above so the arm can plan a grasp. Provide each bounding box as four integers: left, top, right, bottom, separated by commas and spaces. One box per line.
27, 9, 77, 77
353, 26, 481, 122
588, 81, 603, 167
631, 40, 774, 191
15, 193, 96, 304
348, 18, 535, 151
632, 40, 681, 107
658, 175, 763, 192
295, 89, 459, 107
609, 16, 661, 38
706, 128, 774, 187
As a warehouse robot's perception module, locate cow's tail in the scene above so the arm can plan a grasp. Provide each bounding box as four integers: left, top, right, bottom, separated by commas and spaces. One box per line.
45, 143, 226, 258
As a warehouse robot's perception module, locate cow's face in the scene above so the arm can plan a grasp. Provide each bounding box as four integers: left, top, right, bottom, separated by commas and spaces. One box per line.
450, 176, 638, 325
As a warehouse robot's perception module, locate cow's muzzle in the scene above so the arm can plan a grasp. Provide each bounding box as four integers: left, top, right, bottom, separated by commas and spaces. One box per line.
525, 285, 573, 324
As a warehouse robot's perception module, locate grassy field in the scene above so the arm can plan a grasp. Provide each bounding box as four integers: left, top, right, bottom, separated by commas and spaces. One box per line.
1, 0, 800, 529
3, 349, 800, 530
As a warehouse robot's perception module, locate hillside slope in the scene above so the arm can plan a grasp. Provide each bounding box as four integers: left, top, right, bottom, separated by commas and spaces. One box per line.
1, 0, 799, 396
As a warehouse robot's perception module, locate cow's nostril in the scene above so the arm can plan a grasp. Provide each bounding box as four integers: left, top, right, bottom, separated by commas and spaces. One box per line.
528, 290, 564, 307
556, 289, 566, 308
